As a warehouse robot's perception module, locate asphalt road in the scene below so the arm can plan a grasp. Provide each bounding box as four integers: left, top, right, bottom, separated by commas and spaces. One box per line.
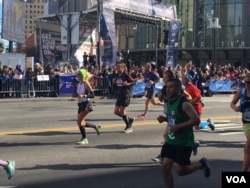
0, 94, 246, 188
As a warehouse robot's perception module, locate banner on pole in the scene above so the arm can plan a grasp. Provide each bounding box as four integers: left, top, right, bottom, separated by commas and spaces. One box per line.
166, 19, 181, 69
101, 0, 177, 66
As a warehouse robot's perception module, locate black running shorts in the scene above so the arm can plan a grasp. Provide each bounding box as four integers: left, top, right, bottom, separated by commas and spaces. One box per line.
78, 101, 93, 114
115, 94, 131, 107
145, 87, 156, 99
161, 142, 192, 166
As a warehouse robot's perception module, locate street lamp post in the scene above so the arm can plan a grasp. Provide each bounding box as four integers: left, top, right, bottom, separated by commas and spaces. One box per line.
212, 27, 216, 65
97, 0, 102, 67
155, 22, 159, 68
208, 17, 221, 65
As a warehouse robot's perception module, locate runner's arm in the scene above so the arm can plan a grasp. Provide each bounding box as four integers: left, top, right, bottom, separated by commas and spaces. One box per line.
230, 90, 241, 112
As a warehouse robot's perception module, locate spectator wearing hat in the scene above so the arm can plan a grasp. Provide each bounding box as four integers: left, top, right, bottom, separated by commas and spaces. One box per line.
0, 65, 12, 98
25, 67, 35, 98
183, 73, 209, 117
13, 64, 24, 98
182, 74, 215, 155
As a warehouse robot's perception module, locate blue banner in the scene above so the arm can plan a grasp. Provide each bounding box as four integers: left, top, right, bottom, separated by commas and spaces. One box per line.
102, 8, 116, 66
166, 19, 181, 68
133, 79, 241, 95
132, 81, 164, 96
59, 74, 78, 95
132, 81, 146, 95
209, 80, 232, 92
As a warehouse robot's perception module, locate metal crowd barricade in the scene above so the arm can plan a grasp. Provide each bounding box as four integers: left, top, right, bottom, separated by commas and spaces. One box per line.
0, 78, 26, 98
92, 76, 111, 96
0, 76, 59, 98
34, 75, 59, 97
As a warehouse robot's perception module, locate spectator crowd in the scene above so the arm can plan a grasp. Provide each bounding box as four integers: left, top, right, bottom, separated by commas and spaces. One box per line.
0, 59, 249, 99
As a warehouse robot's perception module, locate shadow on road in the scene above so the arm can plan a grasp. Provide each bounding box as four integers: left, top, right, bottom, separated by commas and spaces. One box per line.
13, 159, 242, 188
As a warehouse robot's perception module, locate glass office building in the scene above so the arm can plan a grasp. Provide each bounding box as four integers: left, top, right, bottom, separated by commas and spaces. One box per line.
160, 0, 250, 68
49, 0, 250, 68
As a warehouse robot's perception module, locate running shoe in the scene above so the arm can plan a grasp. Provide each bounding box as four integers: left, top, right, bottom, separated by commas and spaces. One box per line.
124, 128, 133, 133
96, 124, 101, 135
207, 119, 215, 131
76, 138, 89, 145
4, 160, 15, 179
123, 125, 129, 132
138, 114, 146, 120
128, 117, 135, 128
199, 157, 211, 178
151, 154, 162, 163
193, 140, 200, 156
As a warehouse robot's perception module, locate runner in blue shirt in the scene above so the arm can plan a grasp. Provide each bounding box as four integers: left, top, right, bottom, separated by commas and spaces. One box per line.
138, 62, 163, 120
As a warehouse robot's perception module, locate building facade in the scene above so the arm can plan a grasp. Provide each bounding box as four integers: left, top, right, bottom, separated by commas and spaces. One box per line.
31, 0, 250, 68
22, 0, 48, 40
123, 0, 250, 68
161, 0, 250, 68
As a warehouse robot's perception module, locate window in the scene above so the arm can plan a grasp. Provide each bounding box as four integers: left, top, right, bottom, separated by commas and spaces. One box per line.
219, 2, 243, 47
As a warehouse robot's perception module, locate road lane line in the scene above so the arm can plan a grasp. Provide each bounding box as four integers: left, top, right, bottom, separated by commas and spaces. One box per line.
220, 132, 243, 136
215, 125, 242, 129
0, 121, 160, 136
0, 115, 242, 136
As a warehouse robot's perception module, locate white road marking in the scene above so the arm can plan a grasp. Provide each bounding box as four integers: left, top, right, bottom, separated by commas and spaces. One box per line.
219, 132, 243, 136
200, 121, 244, 135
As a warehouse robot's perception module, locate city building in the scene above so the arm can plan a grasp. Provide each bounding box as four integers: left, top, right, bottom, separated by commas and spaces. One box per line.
156, 0, 250, 68
21, 0, 48, 40
26, 0, 250, 68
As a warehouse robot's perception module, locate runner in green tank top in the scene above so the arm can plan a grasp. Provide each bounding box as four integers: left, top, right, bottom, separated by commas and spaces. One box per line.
166, 95, 194, 147
160, 78, 211, 188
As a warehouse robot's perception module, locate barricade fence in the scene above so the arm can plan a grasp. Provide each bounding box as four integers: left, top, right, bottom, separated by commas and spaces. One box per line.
132, 78, 244, 97
0, 77, 59, 98
58, 75, 112, 97
91, 76, 111, 96
207, 78, 244, 93
0, 75, 111, 98
1, 76, 244, 99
